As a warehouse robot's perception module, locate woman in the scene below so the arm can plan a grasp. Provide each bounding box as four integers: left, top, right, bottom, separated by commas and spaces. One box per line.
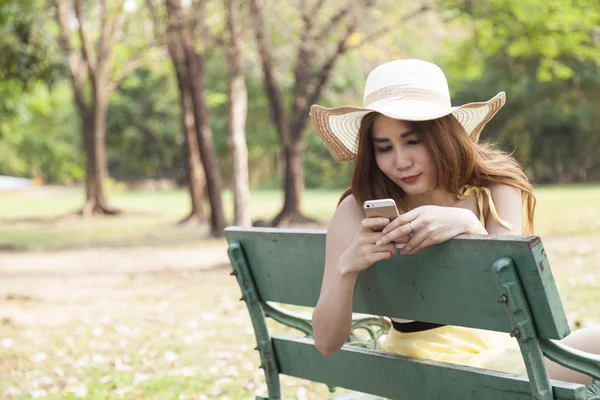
310, 59, 599, 385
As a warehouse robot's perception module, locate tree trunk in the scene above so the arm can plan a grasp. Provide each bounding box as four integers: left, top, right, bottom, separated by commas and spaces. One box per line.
166, 15, 207, 223
166, 0, 224, 235
177, 68, 207, 223
271, 139, 313, 226
81, 88, 118, 216
192, 89, 227, 235
225, 0, 251, 227
228, 74, 251, 227
181, 4, 226, 237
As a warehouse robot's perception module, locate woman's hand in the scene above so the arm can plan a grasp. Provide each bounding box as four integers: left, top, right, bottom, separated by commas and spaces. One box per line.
376, 206, 485, 255
338, 217, 397, 275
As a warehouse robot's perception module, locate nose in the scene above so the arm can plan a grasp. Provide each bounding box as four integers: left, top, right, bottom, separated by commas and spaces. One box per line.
394, 148, 413, 171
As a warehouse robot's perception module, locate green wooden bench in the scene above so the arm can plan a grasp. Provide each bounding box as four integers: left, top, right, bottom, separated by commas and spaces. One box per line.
225, 227, 600, 400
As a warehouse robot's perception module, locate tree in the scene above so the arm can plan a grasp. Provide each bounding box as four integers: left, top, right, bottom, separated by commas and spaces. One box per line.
146, 0, 208, 223
249, 0, 432, 226
147, 0, 226, 236
50, 0, 146, 215
224, 0, 251, 227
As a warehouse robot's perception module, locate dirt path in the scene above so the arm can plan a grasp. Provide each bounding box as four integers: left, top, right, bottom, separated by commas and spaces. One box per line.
0, 244, 229, 276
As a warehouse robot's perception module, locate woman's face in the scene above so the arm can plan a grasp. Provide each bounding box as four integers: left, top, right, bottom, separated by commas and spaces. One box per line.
371, 114, 436, 196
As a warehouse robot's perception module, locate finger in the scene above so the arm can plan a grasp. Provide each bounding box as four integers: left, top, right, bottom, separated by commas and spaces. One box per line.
367, 242, 396, 254
381, 209, 419, 234
400, 228, 429, 255
375, 242, 397, 256
365, 251, 393, 265
361, 217, 390, 231
394, 234, 412, 244
377, 223, 415, 246
358, 231, 387, 244
406, 237, 436, 254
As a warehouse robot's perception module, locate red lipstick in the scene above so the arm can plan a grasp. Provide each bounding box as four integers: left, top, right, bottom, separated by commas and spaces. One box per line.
400, 174, 420, 184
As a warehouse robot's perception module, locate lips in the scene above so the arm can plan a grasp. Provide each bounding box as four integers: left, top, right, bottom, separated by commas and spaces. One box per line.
400, 174, 420, 184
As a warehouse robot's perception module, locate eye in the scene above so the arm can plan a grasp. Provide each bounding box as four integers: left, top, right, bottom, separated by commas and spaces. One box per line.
407, 139, 422, 145
375, 146, 392, 153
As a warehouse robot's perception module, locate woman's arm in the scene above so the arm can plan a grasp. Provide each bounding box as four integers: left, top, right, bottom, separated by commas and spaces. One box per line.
312, 196, 362, 356
312, 195, 394, 356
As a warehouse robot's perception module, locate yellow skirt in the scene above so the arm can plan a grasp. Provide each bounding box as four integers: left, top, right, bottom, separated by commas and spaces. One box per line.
382, 325, 527, 376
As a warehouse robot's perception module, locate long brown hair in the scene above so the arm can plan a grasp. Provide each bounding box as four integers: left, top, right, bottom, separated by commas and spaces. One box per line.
339, 113, 536, 234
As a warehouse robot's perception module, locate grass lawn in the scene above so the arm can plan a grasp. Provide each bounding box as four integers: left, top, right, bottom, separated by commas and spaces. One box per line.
0, 184, 599, 399
0, 187, 345, 250
1, 184, 599, 249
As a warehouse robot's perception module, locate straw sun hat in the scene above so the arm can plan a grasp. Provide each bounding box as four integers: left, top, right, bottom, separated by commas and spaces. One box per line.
310, 59, 506, 162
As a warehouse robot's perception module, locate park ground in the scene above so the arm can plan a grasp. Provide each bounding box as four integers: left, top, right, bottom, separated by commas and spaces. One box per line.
0, 186, 599, 399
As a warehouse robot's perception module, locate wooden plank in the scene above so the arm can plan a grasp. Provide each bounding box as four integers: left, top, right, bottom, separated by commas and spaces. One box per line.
224, 227, 569, 340
272, 335, 587, 400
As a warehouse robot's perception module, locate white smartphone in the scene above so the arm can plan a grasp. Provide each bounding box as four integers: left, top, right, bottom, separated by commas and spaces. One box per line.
363, 198, 405, 249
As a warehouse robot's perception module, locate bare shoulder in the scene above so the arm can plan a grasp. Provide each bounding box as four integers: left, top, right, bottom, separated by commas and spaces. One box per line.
486, 183, 523, 234
337, 194, 363, 214
330, 194, 364, 230
488, 183, 522, 203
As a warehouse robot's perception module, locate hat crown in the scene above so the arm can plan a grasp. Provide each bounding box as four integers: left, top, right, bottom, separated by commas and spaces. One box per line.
363, 59, 451, 107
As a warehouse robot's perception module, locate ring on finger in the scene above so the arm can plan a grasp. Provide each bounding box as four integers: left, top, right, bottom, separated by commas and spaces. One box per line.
409, 221, 416, 238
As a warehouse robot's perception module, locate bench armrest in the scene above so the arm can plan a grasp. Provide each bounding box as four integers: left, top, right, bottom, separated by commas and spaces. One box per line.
540, 338, 600, 379
262, 302, 391, 350
263, 302, 314, 337
539, 338, 600, 398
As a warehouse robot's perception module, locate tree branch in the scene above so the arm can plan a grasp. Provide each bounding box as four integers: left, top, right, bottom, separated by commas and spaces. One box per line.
290, 0, 316, 119
190, 0, 224, 47
293, 1, 380, 137
291, 24, 354, 138
107, 56, 144, 94
258, 1, 304, 47
249, 0, 289, 140
308, 0, 328, 18
95, 0, 124, 84
74, 0, 97, 78
110, 4, 126, 44
312, 5, 351, 42
51, 0, 89, 115
145, 0, 166, 44
349, 3, 433, 51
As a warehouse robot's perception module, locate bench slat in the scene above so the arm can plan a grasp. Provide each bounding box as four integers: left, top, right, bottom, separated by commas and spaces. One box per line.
224, 227, 569, 340
272, 335, 587, 400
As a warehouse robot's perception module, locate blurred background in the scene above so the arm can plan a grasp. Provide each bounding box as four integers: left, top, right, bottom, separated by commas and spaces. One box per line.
0, 0, 599, 398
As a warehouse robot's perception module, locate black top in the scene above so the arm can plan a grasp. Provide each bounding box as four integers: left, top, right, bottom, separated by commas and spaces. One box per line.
391, 320, 446, 333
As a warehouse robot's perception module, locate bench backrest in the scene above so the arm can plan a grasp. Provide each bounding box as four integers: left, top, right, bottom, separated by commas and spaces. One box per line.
226, 227, 567, 338
225, 227, 583, 399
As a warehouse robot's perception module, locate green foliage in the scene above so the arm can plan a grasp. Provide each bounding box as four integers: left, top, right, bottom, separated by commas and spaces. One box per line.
440, 0, 600, 183
441, 0, 600, 81
107, 65, 183, 180
0, 83, 84, 183
0, 0, 68, 180
305, 130, 353, 189
0, 0, 62, 119
0, 0, 60, 80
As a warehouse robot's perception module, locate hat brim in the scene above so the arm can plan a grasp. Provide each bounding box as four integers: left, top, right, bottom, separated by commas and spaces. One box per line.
310, 92, 506, 162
